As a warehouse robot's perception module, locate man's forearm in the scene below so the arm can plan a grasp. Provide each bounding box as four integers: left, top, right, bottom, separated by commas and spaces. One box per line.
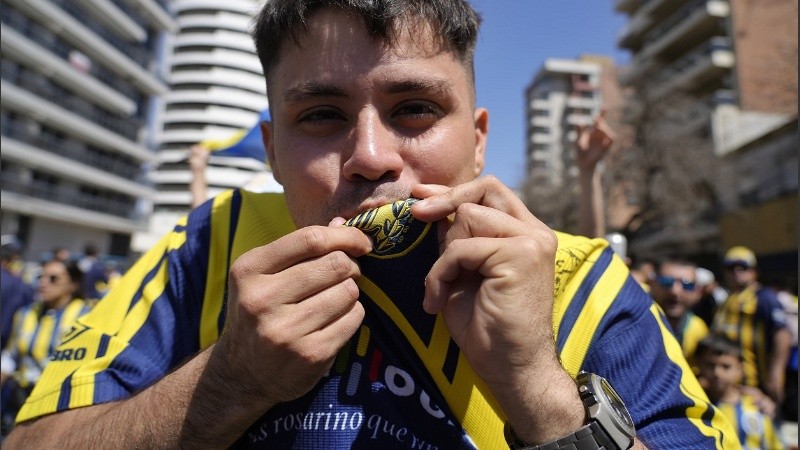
578, 170, 605, 238
6, 344, 266, 448
767, 328, 792, 400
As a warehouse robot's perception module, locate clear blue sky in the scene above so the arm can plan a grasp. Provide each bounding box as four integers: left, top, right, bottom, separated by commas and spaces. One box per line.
470, 1, 629, 189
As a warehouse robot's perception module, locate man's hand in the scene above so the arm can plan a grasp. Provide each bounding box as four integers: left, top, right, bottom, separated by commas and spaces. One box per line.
575, 110, 615, 173
211, 226, 373, 409
189, 145, 209, 173
410, 177, 585, 444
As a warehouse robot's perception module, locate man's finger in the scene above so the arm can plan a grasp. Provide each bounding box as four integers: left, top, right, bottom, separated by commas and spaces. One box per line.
232, 226, 372, 277
411, 177, 531, 224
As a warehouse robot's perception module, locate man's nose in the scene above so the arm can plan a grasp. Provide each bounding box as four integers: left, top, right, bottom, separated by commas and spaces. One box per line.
342, 111, 403, 182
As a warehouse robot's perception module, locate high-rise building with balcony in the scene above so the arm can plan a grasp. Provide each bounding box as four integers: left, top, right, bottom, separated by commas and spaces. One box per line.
0, 0, 176, 259
523, 55, 623, 231
134, 0, 280, 252
615, 0, 797, 268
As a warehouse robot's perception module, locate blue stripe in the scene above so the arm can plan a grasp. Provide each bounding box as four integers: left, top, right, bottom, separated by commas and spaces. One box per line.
126, 253, 169, 314
96, 334, 110, 358
556, 248, 614, 352
56, 374, 73, 411
217, 189, 243, 333
701, 397, 727, 448
735, 401, 746, 443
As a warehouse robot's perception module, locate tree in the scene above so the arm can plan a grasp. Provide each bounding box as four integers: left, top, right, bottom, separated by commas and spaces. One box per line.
603, 85, 725, 255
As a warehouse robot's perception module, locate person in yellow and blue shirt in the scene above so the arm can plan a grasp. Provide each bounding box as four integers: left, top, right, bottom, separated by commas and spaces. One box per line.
648, 257, 709, 366
698, 336, 785, 449
713, 246, 792, 405
7, 1, 737, 448
1, 259, 91, 435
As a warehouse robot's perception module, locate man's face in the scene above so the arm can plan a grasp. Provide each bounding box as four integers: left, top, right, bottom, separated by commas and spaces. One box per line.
649, 262, 701, 321
698, 352, 742, 402
261, 8, 487, 227
723, 263, 756, 290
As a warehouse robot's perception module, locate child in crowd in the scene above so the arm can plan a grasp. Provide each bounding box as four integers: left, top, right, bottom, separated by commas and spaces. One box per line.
697, 336, 785, 449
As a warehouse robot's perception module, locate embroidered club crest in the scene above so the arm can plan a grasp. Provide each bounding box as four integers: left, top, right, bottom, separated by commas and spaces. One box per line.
344, 199, 431, 259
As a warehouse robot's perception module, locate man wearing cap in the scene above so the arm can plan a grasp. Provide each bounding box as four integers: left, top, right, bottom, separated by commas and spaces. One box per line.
712, 246, 792, 405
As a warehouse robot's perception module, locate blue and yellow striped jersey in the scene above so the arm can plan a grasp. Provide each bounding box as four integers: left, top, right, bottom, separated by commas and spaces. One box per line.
713, 285, 789, 390
716, 395, 784, 449
1, 299, 91, 389
675, 312, 710, 362
19, 191, 737, 448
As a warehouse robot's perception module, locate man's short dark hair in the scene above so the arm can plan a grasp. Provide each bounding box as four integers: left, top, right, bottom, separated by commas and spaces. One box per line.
252, 0, 482, 99
654, 255, 697, 273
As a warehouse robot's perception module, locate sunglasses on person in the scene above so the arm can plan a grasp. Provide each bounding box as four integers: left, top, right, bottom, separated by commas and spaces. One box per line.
38, 273, 64, 284
655, 275, 696, 292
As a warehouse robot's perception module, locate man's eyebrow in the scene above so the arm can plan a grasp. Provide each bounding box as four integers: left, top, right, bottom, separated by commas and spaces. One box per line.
283, 82, 347, 102
381, 79, 453, 96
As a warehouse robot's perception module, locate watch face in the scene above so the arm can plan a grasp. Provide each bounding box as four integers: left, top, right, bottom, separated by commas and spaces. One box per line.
599, 377, 635, 430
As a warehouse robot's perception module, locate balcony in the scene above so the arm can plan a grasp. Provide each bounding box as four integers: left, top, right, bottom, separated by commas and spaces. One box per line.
165, 87, 267, 112
1, 81, 155, 162
1, 27, 136, 115
641, 0, 729, 59
648, 37, 734, 99
4, 0, 167, 95
2, 118, 142, 181
0, 171, 140, 222
171, 48, 263, 74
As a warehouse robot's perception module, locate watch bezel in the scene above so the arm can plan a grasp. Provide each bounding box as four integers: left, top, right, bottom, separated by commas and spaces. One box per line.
577, 371, 636, 450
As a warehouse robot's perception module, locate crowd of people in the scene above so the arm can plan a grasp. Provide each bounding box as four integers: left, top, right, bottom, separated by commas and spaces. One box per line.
0, 241, 123, 436
576, 111, 798, 448
0, 1, 796, 448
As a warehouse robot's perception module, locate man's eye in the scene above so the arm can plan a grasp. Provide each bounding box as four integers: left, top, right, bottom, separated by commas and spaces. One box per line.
298, 109, 345, 122
392, 102, 442, 119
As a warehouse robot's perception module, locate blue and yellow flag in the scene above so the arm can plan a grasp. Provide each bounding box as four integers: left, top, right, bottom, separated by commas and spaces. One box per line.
199, 109, 270, 162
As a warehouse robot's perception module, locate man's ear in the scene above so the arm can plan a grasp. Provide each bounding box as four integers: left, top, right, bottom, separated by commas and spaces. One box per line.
260, 121, 283, 185
473, 107, 488, 177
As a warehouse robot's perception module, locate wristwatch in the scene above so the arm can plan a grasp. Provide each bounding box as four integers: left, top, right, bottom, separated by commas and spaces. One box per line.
504, 372, 635, 450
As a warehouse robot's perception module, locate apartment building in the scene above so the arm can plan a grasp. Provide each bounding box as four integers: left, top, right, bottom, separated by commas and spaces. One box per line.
615, 0, 797, 268
134, 0, 280, 252
0, 0, 176, 259
524, 55, 623, 231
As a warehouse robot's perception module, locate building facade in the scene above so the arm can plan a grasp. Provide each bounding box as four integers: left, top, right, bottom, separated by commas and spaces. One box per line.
0, 0, 176, 260
614, 0, 797, 270
134, 0, 280, 252
523, 55, 624, 232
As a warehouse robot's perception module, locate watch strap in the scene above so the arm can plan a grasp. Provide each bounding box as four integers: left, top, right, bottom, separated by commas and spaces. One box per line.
505, 422, 608, 450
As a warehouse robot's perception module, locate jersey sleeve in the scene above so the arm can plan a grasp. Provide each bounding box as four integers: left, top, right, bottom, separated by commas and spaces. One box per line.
756, 287, 789, 334
552, 233, 739, 449
16, 202, 216, 423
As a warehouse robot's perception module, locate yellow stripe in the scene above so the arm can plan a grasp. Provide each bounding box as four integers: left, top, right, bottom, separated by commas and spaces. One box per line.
18, 227, 187, 422
427, 314, 451, 366
16, 307, 39, 358
560, 255, 627, 376
356, 276, 505, 448
199, 192, 297, 348
650, 304, 737, 449
73, 228, 185, 408
31, 314, 55, 364
199, 191, 233, 348
356, 326, 370, 357
740, 298, 757, 387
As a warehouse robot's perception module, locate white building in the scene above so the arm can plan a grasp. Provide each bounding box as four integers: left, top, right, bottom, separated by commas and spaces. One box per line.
0, 0, 176, 259
134, 0, 281, 252
524, 57, 604, 187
